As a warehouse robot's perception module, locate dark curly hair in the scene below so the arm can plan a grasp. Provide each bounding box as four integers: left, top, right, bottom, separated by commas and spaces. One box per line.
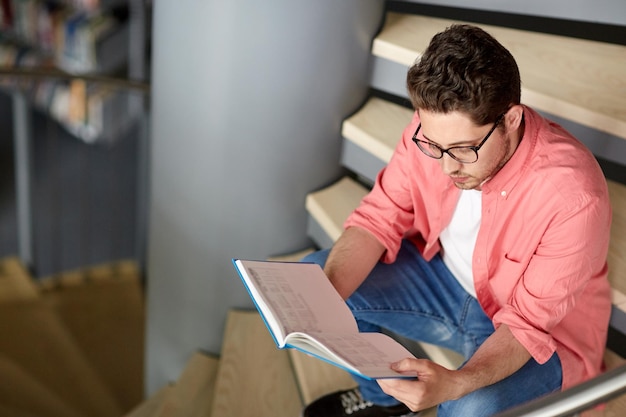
406, 24, 520, 125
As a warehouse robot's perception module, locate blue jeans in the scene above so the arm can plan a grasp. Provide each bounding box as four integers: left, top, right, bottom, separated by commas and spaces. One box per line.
302, 241, 562, 417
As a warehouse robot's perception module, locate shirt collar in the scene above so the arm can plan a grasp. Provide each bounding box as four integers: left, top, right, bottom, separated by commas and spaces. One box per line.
480, 105, 538, 197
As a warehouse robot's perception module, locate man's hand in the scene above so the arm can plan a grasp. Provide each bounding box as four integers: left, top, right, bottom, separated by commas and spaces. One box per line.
378, 359, 465, 412
378, 325, 532, 411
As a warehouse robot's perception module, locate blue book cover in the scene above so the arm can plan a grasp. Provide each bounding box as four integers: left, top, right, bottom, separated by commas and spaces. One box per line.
232, 258, 417, 380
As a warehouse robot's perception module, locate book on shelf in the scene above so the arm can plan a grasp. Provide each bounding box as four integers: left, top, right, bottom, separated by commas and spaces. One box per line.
232, 258, 417, 380
0, 1, 124, 73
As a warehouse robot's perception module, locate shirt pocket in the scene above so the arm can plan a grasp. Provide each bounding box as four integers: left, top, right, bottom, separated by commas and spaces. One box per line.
489, 254, 529, 304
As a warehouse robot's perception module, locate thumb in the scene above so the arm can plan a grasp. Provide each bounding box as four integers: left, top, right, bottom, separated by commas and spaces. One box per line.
390, 357, 422, 372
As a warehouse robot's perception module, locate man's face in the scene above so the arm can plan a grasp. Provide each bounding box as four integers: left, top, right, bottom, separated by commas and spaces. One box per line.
416, 110, 513, 190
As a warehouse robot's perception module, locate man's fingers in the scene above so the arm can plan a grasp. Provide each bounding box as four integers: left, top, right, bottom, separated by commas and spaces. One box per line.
391, 357, 431, 373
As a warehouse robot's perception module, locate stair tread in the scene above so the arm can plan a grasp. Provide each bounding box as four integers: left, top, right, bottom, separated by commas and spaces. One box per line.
210, 310, 302, 416
373, 13, 626, 139
305, 177, 369, 242
267, 248, 316, 262
123, 386, 173, 417
608, 181, 626, 297
0, 404, 42, 417
289, 349, 356, 405
0, 299, 123, 417
417, 342, 464, 370
155, 351, 219, 417
0, 257, 39, 303
342, 97, 413, 165
612, 289, 626, 317
38, 261, 145, 413
37, 259, 140, 290
0, 353, 83, 417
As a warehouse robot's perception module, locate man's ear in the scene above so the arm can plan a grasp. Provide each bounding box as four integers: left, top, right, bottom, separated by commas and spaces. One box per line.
504, 105, 524, 131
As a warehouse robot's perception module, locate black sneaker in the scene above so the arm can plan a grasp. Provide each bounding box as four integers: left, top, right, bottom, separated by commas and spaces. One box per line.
302, 387, 418, 417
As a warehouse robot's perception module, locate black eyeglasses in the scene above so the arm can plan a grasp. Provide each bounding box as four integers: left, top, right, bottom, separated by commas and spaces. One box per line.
412, 114, 505, 164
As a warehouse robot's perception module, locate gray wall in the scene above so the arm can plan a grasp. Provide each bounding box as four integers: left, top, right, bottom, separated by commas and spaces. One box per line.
145, 0, 385, 394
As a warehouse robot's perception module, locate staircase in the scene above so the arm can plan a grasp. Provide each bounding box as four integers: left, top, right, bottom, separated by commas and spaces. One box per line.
127, 9, 626, 417
0, 254, 370, 417
0, 256, 144, 417
301, 6, 626, 417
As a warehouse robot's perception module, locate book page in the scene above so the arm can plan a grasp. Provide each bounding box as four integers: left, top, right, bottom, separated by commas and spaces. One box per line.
235, 261, 359, 341
286, 332, 417, 379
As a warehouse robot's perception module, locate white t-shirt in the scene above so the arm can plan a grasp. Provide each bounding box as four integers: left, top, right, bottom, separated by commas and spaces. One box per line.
439, 189, 482, 297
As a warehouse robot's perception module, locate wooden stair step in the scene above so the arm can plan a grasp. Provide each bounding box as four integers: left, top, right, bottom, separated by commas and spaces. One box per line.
267, 248, 316, 262
209, 310, 302, 416
0, 404, 42, 417
608, 181, 626, 297
37, 259, 140, 290
610, 286, 626, 337
305, 177, 369, 243
0, 256, 124, 416
0, 353, 83, 417
417, 342, 464, 371
342, 97, 413, 165
123, 386, 173, 417
0, 299, 123, 417
0, 256, 38, 302
154, 351, 219, 417
372, 13, 626, 140
38, 260, 145, 413
289, 349, 356, 406
607, 180, 626, 335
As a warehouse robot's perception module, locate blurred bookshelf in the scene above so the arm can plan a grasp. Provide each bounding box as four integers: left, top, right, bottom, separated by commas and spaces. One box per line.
0, 0, 149, 144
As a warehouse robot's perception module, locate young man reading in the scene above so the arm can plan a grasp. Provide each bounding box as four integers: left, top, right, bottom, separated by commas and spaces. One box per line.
301, 24, 611, 417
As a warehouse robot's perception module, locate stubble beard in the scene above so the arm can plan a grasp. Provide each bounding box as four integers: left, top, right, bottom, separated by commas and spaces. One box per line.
450, 136, 513, 191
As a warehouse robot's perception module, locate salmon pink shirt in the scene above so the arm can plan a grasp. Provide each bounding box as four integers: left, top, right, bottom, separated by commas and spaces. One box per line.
344, 106, 612, 390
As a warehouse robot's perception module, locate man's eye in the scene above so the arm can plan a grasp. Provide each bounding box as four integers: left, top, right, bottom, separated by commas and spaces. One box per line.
453, 147, 474, 155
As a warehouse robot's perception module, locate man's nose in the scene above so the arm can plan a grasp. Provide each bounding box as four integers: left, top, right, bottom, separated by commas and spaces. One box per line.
439, 153, 462, 175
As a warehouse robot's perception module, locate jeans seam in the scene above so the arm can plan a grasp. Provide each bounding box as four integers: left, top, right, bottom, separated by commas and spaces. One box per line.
457, 295, 490, 355
351, 306, 454, 327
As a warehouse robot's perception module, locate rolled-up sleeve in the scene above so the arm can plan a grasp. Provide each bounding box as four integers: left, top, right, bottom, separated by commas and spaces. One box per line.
344, 116, 421, 263
490, 191, 611, 367
344, 113, 458, 264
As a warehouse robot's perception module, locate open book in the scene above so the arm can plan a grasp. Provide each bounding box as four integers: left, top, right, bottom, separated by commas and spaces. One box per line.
232, 259, 417, 380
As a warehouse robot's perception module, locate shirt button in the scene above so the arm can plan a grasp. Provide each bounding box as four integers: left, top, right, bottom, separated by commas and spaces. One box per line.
501, 191, 507, 197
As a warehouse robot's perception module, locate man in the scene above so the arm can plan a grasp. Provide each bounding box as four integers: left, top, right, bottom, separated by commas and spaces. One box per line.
301, 24, 611, 417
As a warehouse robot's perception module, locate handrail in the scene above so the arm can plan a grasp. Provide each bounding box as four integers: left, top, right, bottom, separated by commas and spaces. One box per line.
493, 363, 626, 417
0, 67, 150, 93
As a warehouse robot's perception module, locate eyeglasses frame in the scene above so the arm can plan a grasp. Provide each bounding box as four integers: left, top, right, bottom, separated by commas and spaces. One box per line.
411, 113, 506, 164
